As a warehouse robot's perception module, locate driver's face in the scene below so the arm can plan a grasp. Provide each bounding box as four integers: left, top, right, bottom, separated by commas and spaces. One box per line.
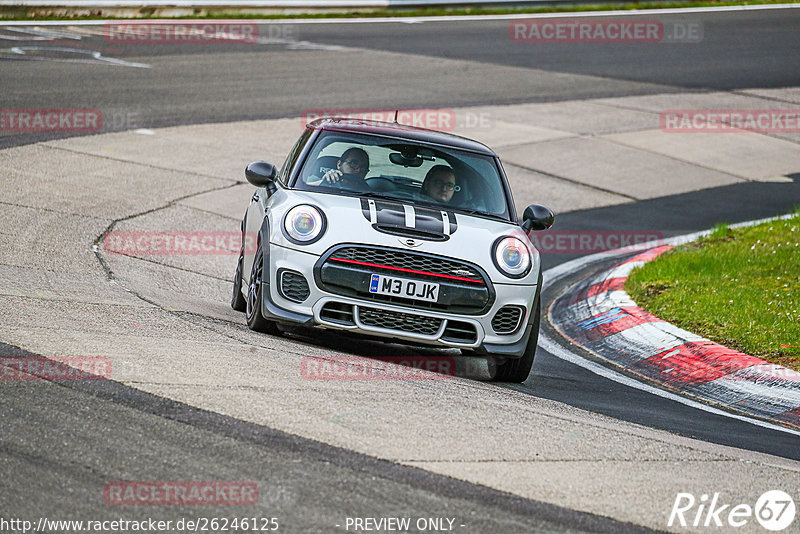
338, 156, 368, 178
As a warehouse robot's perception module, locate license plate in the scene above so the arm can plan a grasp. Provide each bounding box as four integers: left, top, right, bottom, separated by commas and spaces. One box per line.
368, 274, 440, 303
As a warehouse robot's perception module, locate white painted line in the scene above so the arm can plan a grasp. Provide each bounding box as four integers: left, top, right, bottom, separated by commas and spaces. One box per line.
1, 3, 799, 26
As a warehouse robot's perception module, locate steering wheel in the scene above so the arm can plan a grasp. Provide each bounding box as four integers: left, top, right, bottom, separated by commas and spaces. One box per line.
336, 173, 369, 191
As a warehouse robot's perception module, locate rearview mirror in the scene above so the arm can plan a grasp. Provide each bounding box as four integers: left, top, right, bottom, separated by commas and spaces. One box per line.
521, 204, 554, 231
389, 152, 423, 167
245, 161, 277, 187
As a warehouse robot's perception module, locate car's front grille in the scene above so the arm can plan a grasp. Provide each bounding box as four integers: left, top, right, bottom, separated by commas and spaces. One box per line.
330, 246, 483, 282
279, 270, 310, 302
492, 306, 524, 335
317, 245, 493, 315
358, 306, 441, 336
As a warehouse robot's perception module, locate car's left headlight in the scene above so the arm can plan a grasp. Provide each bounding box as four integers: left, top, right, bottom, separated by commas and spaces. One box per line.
283, 204, 326, 244
492, 236, 531, 278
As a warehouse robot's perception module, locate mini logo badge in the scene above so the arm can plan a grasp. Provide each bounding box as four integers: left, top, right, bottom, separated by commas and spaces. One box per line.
399, 238, 423, 248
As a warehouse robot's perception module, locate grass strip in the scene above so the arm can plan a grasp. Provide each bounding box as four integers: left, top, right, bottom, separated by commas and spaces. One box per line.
626, 210, 800, 372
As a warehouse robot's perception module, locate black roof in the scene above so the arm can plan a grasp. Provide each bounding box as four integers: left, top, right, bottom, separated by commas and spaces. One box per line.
306, 118, 496, 156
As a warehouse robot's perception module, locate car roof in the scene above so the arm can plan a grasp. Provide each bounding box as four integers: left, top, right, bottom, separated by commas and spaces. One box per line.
307, 117, 497, 156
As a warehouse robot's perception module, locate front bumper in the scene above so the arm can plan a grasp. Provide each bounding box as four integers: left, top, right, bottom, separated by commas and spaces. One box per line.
260, 243, 539, 357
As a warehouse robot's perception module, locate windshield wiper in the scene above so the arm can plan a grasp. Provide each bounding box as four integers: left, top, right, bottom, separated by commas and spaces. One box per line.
451, 208, 508, 222
355, 191, 406, 201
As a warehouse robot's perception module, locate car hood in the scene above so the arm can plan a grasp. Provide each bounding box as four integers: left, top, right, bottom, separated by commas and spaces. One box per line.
268, 189, 540, 284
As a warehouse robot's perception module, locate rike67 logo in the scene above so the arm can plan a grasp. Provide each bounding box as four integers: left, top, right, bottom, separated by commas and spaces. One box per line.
669, 490, 796, 531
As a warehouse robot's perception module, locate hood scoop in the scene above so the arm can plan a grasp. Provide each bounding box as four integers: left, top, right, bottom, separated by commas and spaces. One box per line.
360, 198, 457, 242
372, 223, 448, 241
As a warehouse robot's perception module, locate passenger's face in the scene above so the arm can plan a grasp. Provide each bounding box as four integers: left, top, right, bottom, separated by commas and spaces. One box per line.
426, 172, 456, 202
338, 155, 368, 178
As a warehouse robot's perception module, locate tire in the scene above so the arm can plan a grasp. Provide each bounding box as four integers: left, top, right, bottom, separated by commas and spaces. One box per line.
492, 296, 541, 383
231, 250, 247, 312
245, 245, 280, 335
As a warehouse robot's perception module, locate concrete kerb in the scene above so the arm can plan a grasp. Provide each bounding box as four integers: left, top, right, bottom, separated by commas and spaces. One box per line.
544, 213, 800, 433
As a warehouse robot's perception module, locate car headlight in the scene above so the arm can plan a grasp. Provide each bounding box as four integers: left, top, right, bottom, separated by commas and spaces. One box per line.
492, 236, 531, 278
283, 205, 326, 244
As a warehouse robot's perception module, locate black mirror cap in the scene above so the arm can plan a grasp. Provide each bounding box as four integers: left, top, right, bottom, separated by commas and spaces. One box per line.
245, 161, 277, 187
522, 204, 554, 231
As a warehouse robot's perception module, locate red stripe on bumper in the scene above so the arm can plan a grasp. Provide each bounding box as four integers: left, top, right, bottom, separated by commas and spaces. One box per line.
330, 257, 484, 284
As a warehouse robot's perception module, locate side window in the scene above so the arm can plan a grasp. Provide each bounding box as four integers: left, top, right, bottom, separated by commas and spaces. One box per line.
279, 128, 313, 185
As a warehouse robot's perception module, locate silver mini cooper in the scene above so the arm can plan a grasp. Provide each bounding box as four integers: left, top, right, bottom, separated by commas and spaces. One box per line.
232, 118, 553, 382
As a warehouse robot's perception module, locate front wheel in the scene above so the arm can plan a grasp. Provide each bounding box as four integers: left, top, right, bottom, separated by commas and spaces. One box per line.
245, 245, 280, 335
492, 297, 540, 383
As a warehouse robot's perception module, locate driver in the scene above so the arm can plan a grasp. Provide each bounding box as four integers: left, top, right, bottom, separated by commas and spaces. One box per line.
420, 165, 459, 203
320, 147, 370, 185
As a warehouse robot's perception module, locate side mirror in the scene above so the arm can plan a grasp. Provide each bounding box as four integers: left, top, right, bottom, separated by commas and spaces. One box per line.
245, 161, 277, 187
521, 204, 554, 231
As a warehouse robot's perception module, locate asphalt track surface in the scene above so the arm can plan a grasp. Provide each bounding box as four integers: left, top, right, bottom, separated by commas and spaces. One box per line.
3, 9, 800, 147
2, 8, 800, 532
1, 342, 648, 533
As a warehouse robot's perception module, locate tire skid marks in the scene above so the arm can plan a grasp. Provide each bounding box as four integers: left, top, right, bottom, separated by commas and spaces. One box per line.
0, 25, 83, 40
0, 25, 151, 67
551, 245, 800, 430
4, 45, 151, 68
0, 24, 350, 65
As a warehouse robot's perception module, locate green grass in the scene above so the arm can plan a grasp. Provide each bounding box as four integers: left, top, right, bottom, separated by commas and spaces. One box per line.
2, 0, 797, 21
625, 210, 800, 371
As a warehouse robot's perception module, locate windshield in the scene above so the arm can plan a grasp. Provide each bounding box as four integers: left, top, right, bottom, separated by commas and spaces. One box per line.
293, 130, 512, 220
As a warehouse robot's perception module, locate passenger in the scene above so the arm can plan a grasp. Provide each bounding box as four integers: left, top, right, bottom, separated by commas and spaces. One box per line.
420, 165, 459, 203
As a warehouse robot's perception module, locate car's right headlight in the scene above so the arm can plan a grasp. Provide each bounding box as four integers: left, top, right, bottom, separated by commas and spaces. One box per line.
492, 236, 531, 278
282, 204, 326, 244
